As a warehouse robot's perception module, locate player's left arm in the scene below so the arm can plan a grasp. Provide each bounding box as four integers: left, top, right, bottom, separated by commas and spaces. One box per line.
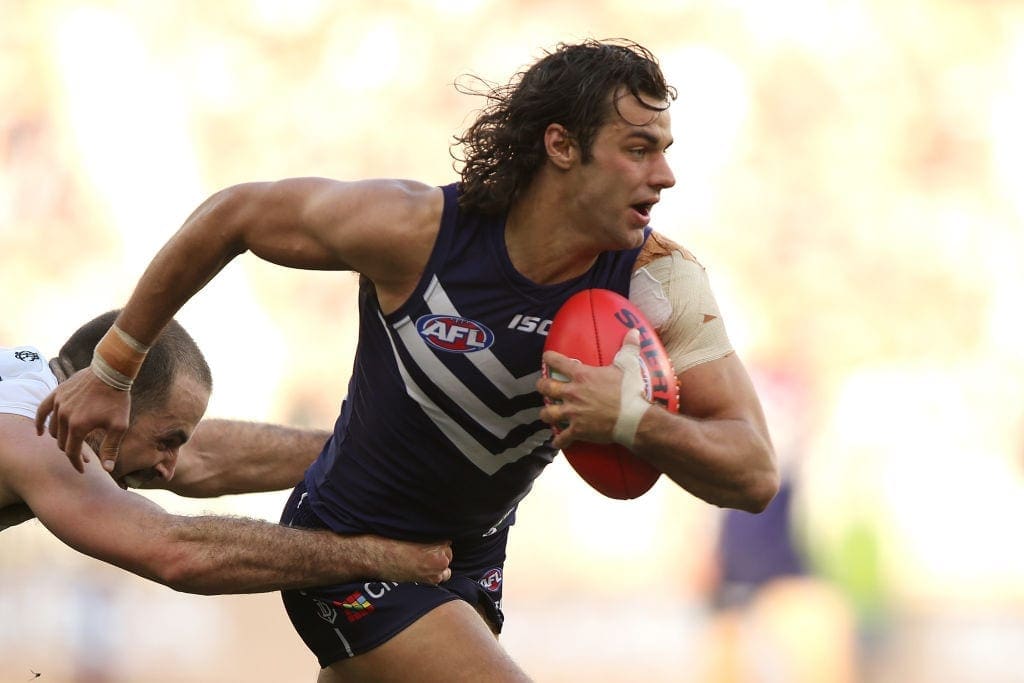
138, 419, 331, 498
627, 235, 777, 511
539, 233, 778, 512
632, 351, 778, 512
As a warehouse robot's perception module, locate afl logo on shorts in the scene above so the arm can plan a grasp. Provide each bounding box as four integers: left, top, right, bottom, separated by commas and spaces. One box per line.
416, 314, 494, 353
479, 568, 503, 593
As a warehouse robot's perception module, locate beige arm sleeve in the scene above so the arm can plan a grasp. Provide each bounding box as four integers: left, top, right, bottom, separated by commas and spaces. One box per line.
629, 248, 733, 374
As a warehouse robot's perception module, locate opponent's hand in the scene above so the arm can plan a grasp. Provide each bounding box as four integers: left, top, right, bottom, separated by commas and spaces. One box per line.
538, 329, 650, 450
35, 367, 130, 474
355, 536, 454, 584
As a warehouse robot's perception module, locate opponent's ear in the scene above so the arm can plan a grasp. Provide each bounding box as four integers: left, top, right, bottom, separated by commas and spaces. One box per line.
543, 123, 577, 170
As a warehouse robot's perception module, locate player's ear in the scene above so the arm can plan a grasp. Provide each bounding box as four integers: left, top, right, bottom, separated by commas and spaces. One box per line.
544, 123, 577, 170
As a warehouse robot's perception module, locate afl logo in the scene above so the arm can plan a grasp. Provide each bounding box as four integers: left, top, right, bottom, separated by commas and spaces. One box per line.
479, 568, 503, 593
416, 314, 494, 353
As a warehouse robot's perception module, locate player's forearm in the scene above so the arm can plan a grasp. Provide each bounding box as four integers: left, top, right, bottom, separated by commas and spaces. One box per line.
117, 188, 249, 345
632, 407, 778, 512
147, 515, 380, 595
160, 419, 329, 497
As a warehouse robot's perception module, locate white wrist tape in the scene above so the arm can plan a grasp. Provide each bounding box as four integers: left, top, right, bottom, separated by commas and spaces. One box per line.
90, 354, 134, 391
611, 332, 652, 450
90, 323, 151, 392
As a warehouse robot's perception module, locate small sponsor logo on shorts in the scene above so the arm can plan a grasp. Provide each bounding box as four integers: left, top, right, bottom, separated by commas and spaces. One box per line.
479, 568, 502, 593
335, 591, 375, 623
314, 599, 338, 625
14, 350, 40, 362
416, 314, 494, 353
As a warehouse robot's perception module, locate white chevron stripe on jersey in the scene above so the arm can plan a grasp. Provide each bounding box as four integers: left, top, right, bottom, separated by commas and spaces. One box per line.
393, 316, 542, 437
423, 277, 542, 396
378, 312, 553, 474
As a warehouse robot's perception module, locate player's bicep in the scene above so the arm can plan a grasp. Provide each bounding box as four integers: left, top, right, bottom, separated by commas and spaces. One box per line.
234, 177, 442, 282
676, 353, 766, 426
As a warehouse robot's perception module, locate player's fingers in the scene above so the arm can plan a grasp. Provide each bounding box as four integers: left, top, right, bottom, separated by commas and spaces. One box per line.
34, 391, 56, 436
55, 411, 69, 451
541, 351, 578, 379
612, 329, 643, 371
99, 428, 126, 473
537, 375, 567, 403
64, 429, 87, 473
619, 327, 641, 351
551, 429, 575, 450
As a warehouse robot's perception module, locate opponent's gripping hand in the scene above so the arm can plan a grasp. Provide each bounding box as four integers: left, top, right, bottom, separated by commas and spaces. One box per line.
538, 329, 651, 450
357, 536, 454, 584
35, 367, 130, 474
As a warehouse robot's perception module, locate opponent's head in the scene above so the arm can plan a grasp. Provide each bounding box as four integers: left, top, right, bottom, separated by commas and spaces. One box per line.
454, 38, 676, 214
57, 310, 212, 488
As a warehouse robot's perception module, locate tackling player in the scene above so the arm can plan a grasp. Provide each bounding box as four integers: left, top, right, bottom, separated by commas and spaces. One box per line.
2, 310, 452, 591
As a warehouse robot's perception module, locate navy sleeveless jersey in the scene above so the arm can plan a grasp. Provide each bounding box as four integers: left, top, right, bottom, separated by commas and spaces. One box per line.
303, 183, 647, 542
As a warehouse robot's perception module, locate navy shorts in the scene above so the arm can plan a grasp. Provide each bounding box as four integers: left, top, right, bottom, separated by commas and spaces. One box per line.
279, 483, 507, 668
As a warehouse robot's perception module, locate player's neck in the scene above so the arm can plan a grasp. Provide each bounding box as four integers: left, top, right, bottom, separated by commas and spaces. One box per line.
504, 183, 600, 285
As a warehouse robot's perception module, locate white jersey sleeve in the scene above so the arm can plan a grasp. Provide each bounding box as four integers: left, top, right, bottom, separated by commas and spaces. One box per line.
0, 346, 58, 419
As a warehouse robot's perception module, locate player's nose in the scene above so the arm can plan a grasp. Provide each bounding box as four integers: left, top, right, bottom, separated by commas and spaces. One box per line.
651, 153, 675, 190
154, 448, 179, 481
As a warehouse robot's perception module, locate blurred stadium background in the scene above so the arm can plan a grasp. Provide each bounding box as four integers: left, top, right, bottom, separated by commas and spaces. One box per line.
2, 1, 1023, 681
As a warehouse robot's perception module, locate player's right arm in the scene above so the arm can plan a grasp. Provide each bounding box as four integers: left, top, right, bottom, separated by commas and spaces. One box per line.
140, 419, 331, 498
2, 414, 451, 592
36, 178, 444, 472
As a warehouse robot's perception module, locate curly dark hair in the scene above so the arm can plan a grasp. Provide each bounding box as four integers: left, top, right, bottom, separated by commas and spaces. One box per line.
452, 38, 677, 215
58, 310, 212, 420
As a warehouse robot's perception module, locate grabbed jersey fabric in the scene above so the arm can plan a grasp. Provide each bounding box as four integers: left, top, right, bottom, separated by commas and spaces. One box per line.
303, 183, 647, 542
0, 346, 57, 420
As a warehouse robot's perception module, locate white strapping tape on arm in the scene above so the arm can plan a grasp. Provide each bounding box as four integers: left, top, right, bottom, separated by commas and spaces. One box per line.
630, 251, 734, 379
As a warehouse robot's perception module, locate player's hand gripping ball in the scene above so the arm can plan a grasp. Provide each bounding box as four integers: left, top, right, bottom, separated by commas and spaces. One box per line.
542, 289, 679, 499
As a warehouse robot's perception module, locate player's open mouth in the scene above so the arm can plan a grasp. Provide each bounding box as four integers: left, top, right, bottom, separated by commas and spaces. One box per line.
121, 469, 159, 489
630, 202, 655, 223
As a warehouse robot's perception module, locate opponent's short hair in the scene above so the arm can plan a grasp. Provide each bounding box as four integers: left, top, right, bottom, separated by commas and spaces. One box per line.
57, 310, 213, 419
453, 38, 676, 215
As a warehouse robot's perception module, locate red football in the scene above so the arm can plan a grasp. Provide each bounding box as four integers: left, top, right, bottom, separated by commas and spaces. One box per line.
543, 288, 678, 499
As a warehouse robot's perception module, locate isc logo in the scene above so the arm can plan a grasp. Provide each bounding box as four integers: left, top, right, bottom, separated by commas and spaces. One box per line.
417, 314, 494, 353
507, 314, 552, 336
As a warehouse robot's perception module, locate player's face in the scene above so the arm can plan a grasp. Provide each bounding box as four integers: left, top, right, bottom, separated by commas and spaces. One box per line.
111, 372, 210, 489
571, 89, 676, 250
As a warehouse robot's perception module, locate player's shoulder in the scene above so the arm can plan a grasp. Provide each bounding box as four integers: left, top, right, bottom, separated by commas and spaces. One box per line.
0, 345, 46, 370
0, 346, 57, 421
635, 230, 703, 271
364, 178, 444, 220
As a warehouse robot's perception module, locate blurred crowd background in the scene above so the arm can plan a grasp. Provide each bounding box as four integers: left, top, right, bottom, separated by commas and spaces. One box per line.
2, 1, 1023, 681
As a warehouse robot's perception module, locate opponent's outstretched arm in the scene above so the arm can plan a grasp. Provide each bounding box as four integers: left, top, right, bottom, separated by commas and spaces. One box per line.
2, 414, 451, 593
36, 178, 443, 472
137, 419, 330, 498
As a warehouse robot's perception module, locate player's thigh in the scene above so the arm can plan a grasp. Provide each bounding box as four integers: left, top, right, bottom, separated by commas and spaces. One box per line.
317, 599, 531, 683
